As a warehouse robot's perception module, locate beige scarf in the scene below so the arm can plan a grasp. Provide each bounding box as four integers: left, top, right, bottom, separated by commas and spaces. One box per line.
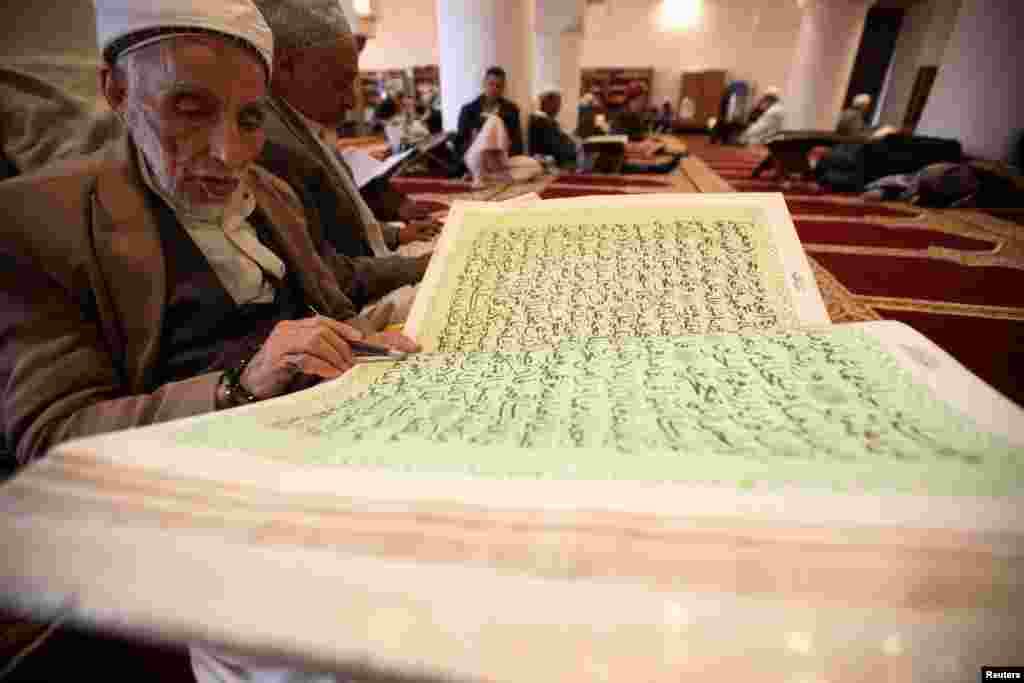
269, 97, 392, 257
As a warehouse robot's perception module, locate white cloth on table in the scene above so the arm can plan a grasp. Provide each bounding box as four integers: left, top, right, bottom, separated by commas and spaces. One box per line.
463, 114, 541, 187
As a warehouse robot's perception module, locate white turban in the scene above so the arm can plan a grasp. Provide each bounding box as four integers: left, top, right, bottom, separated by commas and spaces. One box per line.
93, 0, 274, 77
536, 84, 561, 99
852, 93, 872, 108
251, 0, 352, 52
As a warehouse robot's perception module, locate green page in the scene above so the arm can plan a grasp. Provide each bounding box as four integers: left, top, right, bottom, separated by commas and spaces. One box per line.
415, 205, 800, 352
176, 327, 1023, 497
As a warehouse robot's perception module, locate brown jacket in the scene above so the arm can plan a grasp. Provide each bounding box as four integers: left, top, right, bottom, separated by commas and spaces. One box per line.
0, 135, 374, 466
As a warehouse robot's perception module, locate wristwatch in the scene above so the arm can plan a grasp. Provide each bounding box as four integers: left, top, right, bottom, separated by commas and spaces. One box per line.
219, 356, 258, 408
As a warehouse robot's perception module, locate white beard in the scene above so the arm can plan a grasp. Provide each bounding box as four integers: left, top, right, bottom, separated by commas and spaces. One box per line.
123, 101, 238, 224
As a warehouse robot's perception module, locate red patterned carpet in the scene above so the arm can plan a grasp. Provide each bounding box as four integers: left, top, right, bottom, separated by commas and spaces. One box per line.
684, 134, 1024, 407
793, 220, 996, 251
551, 175, 671, 188
540, 186, 627, 199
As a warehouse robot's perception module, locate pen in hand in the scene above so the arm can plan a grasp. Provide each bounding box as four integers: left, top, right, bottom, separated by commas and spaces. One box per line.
308, 304, 408, 360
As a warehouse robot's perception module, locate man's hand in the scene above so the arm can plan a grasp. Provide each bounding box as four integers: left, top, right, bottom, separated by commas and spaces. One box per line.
240, 316, 364, 400
398, 219, 442, 245
399, 198, 432, 221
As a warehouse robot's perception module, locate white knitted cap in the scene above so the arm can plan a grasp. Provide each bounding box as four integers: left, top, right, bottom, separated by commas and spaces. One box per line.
94, 0, 274, 77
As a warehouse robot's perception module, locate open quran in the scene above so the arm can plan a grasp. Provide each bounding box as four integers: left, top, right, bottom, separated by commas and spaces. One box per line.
1, 193, 1021, 682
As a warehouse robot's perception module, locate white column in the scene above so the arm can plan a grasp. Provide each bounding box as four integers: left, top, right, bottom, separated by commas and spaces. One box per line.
558, 30, 582, 133
917, 0, 1024, 161
533, 0, 585, 133
783, 0, 871, 130
436, 0, 533, 139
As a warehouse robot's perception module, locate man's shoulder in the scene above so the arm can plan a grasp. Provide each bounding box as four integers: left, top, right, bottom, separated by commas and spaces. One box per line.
0, 146, 112, 215
0, 145, 122, 269
529, 113, 556, 128
258, 137, 324, 180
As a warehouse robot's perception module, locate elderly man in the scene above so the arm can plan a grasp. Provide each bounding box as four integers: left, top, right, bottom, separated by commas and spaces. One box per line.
527, 85, 577, 168
837, 93, 872, 136
738, 86, 785, 145
455, 65, 524, 158
0, 0, 419, 464
251, 0, 437, 306
0, 5, 416, 681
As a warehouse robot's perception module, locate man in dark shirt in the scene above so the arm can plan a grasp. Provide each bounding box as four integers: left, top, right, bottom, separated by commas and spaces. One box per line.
611, 84, 652, 142
455, 66, 523, 157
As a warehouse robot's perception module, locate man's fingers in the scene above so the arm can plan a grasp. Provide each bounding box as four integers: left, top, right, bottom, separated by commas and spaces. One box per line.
364, 302, 394, 331
317, 326, 356, 367
367, 330, 422, 353
298, 354, 351, 378
317, 315, 365, 342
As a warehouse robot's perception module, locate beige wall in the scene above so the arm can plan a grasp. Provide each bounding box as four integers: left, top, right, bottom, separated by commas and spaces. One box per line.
360, 0, 806, 106
579, 0, 804, 106
875, 0, 962, 128
916, 0, 1024, 161
359, 0, 440, 70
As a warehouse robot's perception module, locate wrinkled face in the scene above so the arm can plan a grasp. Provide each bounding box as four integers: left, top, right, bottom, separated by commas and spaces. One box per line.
277, 36, 359, 126
483, 74, 505, 99
105, 36, 269, 214
540, 93, 561, 118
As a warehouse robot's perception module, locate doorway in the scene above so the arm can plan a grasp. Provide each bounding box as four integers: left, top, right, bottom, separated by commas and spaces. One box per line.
842, 5, 906, 125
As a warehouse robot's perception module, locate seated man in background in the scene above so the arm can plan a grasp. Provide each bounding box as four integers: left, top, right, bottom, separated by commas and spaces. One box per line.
253, 0, 439, 323
419, 83, 443, 134
738, 86, 785, 145
382, 91, 431, 154
455, 65, 524, 158
836, 93, 872, 136
654, 98, 674, 134
528, 85, 577, 168
574, 92, 603, 138
611, 84, 652, 141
